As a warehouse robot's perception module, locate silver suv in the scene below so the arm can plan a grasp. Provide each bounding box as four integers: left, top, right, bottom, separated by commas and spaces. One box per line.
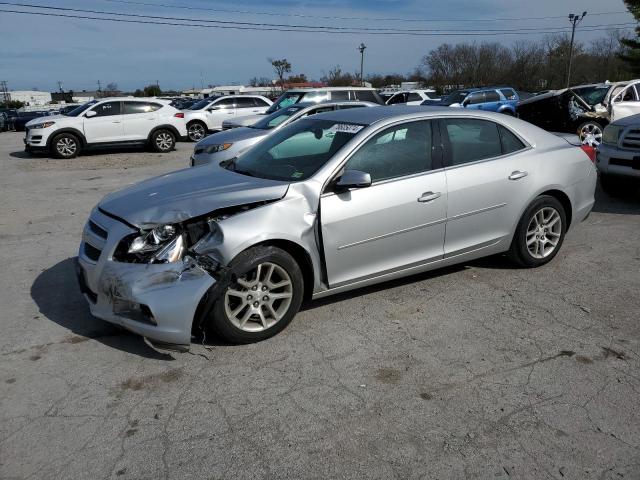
223, 87, 384, 129
596, 113, 640, 194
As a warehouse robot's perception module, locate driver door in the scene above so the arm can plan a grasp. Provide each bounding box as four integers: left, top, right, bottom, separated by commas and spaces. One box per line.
206, 97, 236, 130
82, 101, 124, 143
320, 120, 447, 288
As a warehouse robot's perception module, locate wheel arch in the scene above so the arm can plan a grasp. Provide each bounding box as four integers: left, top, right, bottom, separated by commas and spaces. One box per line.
147, 124, 180, 142
536, 189, 573, 230
46, 128, 87, 149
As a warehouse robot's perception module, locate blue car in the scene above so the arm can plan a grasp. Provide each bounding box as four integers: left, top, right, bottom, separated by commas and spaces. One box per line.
422, 87, 519, 115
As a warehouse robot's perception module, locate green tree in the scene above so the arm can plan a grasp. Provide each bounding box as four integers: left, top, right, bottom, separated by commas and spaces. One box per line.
1, 100, 25, 109
142, 84, 162, 97
620, 0, 640, 74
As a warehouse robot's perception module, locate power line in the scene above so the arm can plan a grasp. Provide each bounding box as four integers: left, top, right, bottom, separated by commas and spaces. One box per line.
0, 3, 636, 35
102, 0, 630, 24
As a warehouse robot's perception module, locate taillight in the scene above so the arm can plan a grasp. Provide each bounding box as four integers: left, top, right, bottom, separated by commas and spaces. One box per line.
580, 145, 596, 163
174, 112, 184, 118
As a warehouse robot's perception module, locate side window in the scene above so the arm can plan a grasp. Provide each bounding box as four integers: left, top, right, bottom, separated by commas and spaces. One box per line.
484, 90, 501, 102
212, 97, 235, 109
330, 91, 349, 101
236, 98, 255, 108
253, 97, 270, 107
355, 90, 377, 103
344, 121, 434, 182
302, 92, 329, 103
387, 93, 406, 105
338, 104, 365, 110
306, 106, 334, 116
466, 92, 485, 105
500, 88, 517, 100
443, 118, 502, 166
123, 102, 161, 114
407, 93, 423, 102
498, 125, 526, 154
90, 101, 121, 117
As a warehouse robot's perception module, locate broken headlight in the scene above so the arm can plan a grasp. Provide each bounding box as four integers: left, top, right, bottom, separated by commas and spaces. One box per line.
114, 224, 185, 263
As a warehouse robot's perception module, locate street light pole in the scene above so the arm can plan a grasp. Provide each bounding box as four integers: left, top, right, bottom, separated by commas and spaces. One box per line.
358, 43, 366, 86
566, 11, 587, 88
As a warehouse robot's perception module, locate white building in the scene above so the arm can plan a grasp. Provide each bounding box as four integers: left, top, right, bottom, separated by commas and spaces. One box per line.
71, 90, 101, 103
8, 90, 52, 106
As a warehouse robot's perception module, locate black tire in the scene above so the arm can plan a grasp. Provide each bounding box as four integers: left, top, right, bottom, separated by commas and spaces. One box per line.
207, 246, 304, 344
186, 121, 207, 142
599, 173, 623, 197
50, 132, 80, 159
577, 121, 605, 147
150, 129, 175, 153
508, 195, 567, 268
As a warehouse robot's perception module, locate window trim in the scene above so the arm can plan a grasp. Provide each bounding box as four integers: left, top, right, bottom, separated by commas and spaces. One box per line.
321, 118, 444, 196
439, 117, 531, 170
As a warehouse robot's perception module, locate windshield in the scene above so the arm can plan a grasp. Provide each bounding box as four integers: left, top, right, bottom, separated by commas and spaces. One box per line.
250, 105, 305, 130
229, 118, 365, 181
189, 98, 216, 110
66, 100, 98, 117
265, 92, 306, 114
571, 86, 609, 106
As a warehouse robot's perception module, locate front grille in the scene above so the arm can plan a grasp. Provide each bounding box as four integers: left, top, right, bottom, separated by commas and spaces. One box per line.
622, 128, 640, 150
88, 220, 108, 239
83, 242, 102, 262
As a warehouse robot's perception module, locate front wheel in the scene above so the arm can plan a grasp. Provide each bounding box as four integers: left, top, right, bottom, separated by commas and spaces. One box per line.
51, 133, 80, 159
151, 129, 175, 152
508, 195, 567, 267
208, 246, 304, 344
578, 121, 604, 147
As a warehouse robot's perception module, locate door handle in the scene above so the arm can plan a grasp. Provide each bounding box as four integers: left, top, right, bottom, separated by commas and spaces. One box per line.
418, 191, 441, 203
508, 170, 528, 180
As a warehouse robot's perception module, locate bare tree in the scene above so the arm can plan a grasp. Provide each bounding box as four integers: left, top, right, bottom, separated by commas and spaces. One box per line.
268, 58, 292, 90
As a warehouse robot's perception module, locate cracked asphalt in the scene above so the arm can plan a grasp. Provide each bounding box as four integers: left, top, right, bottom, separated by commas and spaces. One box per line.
0, 131, 639, 479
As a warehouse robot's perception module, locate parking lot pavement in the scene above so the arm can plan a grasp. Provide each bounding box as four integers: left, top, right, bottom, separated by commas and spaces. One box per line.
0, 130, 639, 479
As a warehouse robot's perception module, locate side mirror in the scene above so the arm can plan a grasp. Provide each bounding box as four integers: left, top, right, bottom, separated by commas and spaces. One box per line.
335, 170, 371, 191
85, 110, 97, 118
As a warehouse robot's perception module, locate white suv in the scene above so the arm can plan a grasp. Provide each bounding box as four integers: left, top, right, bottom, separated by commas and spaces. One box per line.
183, 95, 272, 141
24, 98, 187, 159
385, 90, 439, 105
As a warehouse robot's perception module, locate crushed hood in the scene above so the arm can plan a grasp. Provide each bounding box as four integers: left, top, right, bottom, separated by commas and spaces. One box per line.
99, 164, 289, 227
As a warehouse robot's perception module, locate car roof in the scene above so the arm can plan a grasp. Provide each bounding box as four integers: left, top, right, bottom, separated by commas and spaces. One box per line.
284, 87, 377, 92
310, 105, 453, 125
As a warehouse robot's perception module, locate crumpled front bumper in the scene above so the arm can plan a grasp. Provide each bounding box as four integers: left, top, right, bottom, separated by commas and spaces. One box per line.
76, 208, 216, 347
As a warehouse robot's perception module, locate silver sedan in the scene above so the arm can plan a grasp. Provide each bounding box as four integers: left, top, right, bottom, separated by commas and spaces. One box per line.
190, 101, 377, 167
77, 106, 596, 349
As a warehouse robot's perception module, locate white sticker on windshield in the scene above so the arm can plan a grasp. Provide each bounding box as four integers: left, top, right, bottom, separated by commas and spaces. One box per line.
329, 123, 364, 134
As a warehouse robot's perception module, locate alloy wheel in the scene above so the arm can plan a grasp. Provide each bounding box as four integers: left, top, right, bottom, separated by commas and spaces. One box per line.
188, 124, 205, 141
579, 123, 603, 147
156, 132, 173, 151
526, 207, 562, 259
56, 137, 77, 157
224, 262, 293, 332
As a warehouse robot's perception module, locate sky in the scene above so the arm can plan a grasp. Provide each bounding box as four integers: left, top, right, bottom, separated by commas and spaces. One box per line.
0, 0, 636, 92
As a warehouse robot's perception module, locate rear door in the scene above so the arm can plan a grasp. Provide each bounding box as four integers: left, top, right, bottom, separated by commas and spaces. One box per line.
482, 90, 502, 112
82, 101, 124, 143
235, 97, 260, 117
122, 101, 162, 140
320, 120, 447, 287
610, 84, 640, 122
440, 117, 534, 256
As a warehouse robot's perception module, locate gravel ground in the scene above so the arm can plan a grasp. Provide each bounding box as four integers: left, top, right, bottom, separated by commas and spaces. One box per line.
0, 131, 639, 480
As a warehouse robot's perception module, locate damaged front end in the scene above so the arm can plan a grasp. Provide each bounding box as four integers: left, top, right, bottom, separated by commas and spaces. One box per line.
76, 200, 275, 351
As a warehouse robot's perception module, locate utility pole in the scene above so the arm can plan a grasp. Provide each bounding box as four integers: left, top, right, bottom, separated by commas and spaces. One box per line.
358, 43, 367, 86
97, 80, 102, 97
57, 80, 63, 93
0, 81, 10, 103
566, 11, 587, 88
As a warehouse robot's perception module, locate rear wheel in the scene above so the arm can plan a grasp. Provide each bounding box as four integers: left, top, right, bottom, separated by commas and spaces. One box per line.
508, 195, 566, 267
208, 246, 304, 344
51, 133, 80, 159
187, 121, 207, 142
151, 129, 175, 152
